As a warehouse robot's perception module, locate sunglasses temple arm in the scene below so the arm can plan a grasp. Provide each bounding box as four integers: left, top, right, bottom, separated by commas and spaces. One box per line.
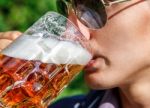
101, 0, 131, 6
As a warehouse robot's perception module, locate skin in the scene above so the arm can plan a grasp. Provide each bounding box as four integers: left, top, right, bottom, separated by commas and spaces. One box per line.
69, 0, 150, 108
0, 31, 21, 51
1, 0, 150, 107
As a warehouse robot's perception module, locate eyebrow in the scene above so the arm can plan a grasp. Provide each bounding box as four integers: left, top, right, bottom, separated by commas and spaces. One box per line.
108, 0, 146, 19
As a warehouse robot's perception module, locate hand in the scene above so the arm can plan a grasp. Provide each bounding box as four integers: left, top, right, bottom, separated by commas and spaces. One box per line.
0, 31, 22, 51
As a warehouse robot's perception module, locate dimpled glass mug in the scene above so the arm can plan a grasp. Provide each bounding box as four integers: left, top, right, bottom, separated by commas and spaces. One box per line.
0, 12, 92, 108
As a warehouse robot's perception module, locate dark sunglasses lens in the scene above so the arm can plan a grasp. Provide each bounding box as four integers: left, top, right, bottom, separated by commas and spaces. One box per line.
56, 0, 69, 17
73, 0, 107, 29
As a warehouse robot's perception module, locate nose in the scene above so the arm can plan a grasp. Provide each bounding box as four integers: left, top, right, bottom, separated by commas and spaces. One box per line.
76, 19, 91, 40
68, 11, 91, 40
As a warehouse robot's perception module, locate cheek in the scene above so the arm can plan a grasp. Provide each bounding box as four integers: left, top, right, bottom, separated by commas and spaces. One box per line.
86, 8, 150, 89
103, 42, 150, 86
86, 33, 150, 89
85, 48, 150, 90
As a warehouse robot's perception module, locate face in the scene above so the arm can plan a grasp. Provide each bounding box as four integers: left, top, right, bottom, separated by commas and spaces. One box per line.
70, 0, 150, 89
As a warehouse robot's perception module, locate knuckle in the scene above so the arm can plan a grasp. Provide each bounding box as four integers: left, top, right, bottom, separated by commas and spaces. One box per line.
11, 31, 22, 39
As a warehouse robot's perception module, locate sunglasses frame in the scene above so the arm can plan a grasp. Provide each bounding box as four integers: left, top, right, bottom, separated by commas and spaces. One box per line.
57, 0, 131, 29
101, 0, 130, 6
59, 0, 130, 14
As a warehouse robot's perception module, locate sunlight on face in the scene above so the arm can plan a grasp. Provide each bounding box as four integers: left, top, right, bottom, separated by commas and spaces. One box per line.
74, 0, 150, 89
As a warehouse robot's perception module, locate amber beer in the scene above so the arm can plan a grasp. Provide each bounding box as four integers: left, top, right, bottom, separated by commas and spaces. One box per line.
0, 54, 84, 108
0, 12, 92, 108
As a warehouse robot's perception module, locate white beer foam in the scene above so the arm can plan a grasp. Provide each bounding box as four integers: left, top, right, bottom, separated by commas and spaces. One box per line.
2, 34, 92, 65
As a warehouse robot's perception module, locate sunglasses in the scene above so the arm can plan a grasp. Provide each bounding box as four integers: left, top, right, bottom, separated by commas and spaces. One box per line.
56, 0, 145, 30
56, 0, 129, 29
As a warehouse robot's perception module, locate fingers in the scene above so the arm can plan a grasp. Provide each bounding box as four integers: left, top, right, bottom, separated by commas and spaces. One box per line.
0, 31, 22, 40
0, 39, 12, 51
0, 31, 22, 52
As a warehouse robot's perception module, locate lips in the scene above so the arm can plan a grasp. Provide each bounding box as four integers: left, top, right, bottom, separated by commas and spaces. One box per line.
84, 59, 99, 73
86, 59, 96, 67
84, 54, 109, 73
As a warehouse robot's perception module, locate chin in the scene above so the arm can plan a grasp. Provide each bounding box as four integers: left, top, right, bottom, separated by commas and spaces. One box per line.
84, 73, 106, 90
84, 72, 117, 90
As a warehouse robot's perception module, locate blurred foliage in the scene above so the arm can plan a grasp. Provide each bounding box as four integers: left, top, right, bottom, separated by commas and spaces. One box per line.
0, 0, 57, 31
0, 0, 89, 100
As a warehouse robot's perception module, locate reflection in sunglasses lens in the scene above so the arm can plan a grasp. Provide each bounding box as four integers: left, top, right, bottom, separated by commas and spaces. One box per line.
72, 0, 107, 29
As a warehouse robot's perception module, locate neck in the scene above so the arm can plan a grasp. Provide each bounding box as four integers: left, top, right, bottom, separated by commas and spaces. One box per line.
119, 69, 150, 108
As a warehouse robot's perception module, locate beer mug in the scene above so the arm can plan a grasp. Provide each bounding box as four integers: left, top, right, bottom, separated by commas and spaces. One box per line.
0, 12, 92, 108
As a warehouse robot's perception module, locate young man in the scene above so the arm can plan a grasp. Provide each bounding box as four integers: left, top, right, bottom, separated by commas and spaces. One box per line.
49, 0, 150, 108
1, 0, 150, 107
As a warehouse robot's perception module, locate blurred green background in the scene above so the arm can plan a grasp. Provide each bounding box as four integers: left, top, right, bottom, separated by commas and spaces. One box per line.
0, 0, 90, 100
